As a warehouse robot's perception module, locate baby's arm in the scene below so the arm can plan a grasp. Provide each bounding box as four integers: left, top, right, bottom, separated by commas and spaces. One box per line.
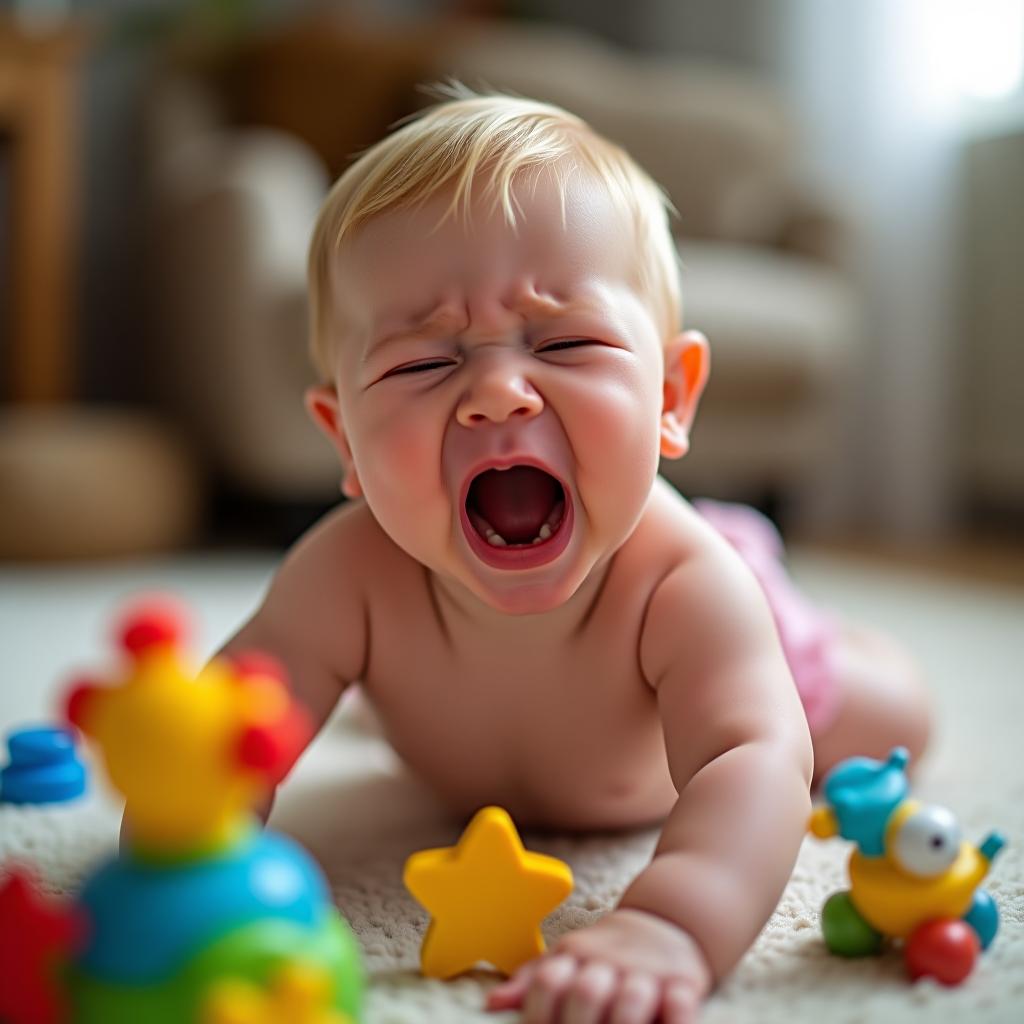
620, 540, 814, 979
218, 511, 370, 820
490, 536, 812, 1022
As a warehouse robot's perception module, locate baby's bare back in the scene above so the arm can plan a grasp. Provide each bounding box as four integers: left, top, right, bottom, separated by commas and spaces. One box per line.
252, 479, 704, 830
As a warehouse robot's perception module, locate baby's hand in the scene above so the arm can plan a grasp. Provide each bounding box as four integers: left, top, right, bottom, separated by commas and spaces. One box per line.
486, 908, 711, 1023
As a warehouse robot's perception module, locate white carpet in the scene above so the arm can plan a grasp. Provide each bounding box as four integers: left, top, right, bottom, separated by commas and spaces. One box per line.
1, 551, 1022, 1022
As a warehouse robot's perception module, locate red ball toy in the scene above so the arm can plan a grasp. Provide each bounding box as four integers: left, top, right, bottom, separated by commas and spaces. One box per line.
905, 919, 980, 985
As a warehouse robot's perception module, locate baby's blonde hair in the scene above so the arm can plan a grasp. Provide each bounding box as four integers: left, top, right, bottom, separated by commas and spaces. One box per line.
307, 83, 681, 380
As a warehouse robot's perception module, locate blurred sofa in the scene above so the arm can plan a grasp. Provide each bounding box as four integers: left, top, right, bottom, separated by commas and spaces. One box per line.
147, 17, 859, 523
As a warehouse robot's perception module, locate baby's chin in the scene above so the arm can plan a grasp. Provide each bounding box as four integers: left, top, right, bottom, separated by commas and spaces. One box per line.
444, 558, 592, 617
452, 534, 600, 617
471, 581, 578, 617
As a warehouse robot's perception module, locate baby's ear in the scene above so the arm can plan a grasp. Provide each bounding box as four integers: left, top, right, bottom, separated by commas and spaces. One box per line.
304, 385, 363, 498
660, 330, 710, 459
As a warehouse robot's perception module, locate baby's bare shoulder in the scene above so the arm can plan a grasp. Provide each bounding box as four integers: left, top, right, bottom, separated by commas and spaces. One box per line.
624, 477, 725, 573
637, 485, 806, 766
284, 499, 401, 579
246, 501, 408, 684
636, 481, 780, 682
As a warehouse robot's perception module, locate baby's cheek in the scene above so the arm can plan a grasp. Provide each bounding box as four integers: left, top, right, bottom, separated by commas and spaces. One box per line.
363, 414, 441, 492
359, 413, 450, 546
576, 376, 660, 473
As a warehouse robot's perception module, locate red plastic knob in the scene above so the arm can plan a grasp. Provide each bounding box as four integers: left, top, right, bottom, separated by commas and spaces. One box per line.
118, 599, 187, 656
64, 679, 98, 731
231, 650, 288, 686
905, 919, 980, 986
236, 706, 313, 786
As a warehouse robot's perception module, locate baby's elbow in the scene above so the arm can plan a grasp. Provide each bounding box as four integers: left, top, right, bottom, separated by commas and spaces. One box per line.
748, 734, 814, 848
779, 730, 815, 832
759, 697, 815, 793
730, 714, 814, 795
749, 728, 814, 818
791, 723, 815, 791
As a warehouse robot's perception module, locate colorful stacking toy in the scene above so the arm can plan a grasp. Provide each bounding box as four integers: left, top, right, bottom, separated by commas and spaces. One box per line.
0, 599, 364, 1023
809, 747, 1005, 985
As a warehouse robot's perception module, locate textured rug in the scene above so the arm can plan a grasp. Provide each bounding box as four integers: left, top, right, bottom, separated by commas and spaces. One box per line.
1, 552, 1022, 1022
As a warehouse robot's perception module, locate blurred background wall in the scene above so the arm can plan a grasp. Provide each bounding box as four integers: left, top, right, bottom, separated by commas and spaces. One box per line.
1, 0, 1022, 559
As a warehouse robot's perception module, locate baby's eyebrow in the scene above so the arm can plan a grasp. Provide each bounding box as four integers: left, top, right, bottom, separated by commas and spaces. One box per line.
510, 290, 569, 319
365, 307, 466, 363
510, 290, 606, 322
364, 292, 605, 363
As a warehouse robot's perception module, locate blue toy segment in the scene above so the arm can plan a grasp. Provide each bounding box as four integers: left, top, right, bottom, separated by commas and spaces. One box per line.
963, 889, 1000, 950
75, 828, 328, 983
0, 725, 87, 804
821, 747, 910, 857
979, 832, 1006, 863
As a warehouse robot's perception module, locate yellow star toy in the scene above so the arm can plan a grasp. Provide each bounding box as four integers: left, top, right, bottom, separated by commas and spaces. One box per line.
403, 806, 573, 979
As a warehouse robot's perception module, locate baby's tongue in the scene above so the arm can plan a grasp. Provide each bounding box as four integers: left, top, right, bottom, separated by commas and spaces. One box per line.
470, 466, 560, 544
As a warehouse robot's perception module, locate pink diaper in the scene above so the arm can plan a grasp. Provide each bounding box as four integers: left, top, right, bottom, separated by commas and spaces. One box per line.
694, 499, 841, 735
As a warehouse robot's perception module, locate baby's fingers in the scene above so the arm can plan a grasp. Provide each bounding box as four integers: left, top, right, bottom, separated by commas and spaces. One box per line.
486, 961, 537, 1011
521, 955, 577, 1023
560, 960, 618, 1024
488, 954, 577, 1016
661, 978, 702, 1024
608, 972, 660, 1024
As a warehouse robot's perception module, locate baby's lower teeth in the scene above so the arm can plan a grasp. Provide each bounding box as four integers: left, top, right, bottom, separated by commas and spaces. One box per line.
545, 500, 565, 529
487, 530, 549, 547
482, 508, 562, 549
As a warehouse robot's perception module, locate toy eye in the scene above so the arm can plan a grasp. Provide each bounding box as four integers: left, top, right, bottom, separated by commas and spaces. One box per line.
891, 805, 962, 877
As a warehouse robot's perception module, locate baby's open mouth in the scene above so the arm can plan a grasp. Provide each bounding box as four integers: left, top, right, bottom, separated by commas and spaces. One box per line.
465, 466, 567, 548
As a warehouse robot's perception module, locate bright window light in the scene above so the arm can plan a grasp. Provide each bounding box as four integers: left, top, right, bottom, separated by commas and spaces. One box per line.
927, 0, 1024, 100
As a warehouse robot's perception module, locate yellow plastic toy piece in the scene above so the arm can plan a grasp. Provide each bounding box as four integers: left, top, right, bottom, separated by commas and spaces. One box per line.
808, 806, 838, 839
65, 604, 306, 857
403, 806, 574, 979
848, 800, 993, 937
202, 962, 353, 1024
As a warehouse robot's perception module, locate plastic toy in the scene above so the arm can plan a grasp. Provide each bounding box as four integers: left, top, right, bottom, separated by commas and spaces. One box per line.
202, 961, 356, 1024
0, 725, 87, 804
809, 747, 1006, 985
0, 869, 84, 1024
0, 598, 364, 1023
403, 805, 573, 979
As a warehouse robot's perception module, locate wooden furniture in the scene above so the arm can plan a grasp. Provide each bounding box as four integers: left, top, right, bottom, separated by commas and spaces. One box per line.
0, 17, 85, 402
0, 20, 202, 559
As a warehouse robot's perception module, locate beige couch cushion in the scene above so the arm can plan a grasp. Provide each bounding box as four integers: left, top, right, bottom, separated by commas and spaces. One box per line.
678, 241, 856, 407
433, 21, 794, 244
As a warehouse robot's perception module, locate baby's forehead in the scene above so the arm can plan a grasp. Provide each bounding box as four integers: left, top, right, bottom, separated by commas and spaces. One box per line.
330, 176, 641, 329
334, 266, 629, 353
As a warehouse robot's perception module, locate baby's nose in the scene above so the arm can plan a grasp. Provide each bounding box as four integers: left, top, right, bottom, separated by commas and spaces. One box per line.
456, 360, 543, 427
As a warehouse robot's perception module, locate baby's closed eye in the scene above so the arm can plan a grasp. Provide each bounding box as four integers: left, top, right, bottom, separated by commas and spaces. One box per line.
537, 338, 594, 352
385, 359, 456, 376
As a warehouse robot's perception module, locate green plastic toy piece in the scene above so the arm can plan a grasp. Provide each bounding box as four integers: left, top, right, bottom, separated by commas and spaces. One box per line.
821, 891, 884, 957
